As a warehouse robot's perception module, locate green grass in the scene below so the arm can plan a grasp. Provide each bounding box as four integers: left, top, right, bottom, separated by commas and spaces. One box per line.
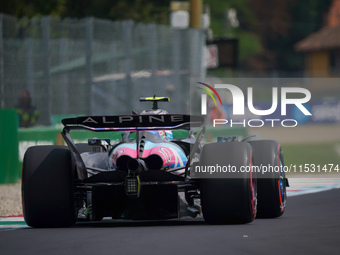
282, 141, 340, 174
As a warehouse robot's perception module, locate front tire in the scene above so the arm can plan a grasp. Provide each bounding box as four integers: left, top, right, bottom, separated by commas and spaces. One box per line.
199, 142, 256, 224
22, 146, 76, 227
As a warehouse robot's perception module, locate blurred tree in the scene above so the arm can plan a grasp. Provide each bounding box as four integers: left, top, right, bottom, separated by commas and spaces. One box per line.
248, 0, 332, 71
285, 0, 332, 71
0, 0, 169, 23
0, 0, 24, 17
0, 0, 333, 72
0, 0, 66, 17
205, 0, 332, 72
205, 0, 263, 62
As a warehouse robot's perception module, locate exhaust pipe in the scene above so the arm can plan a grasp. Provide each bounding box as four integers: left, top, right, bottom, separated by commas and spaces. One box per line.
127, 158, 146, 174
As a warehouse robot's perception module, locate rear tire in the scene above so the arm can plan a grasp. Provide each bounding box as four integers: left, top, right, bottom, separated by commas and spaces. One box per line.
22, 145, 76, 227
249, 140, 286, 218
199, 142, 256, 224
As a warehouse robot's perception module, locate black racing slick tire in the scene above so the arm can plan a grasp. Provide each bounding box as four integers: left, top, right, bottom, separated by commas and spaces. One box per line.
249, 140, 287, 218
22, 145, 76, 227
199, 142, 257, 224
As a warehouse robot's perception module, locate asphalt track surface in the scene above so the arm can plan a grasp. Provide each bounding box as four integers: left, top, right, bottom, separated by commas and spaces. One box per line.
1, 189, 340, 255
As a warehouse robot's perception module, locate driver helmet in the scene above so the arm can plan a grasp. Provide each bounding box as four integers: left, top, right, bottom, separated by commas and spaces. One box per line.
140, 108, 168, 115
143, 130, 173, 141
139, 108, 173, 141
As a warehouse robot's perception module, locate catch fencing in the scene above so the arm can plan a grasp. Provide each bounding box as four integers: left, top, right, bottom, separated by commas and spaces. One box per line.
0, 14, 205, 125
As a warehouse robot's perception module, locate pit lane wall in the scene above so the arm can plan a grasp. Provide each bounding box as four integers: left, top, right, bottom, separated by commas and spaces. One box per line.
1, 119, 247, 183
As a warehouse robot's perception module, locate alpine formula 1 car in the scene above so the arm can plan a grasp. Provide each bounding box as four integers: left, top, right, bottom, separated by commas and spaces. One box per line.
22, 96, 289, 227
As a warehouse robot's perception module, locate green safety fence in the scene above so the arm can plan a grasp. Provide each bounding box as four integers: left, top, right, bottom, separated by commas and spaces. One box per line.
0, 109, 20, 184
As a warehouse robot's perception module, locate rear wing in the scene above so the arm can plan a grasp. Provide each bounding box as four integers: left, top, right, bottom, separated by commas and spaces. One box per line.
62, 114, 204, 132
61, 114, 205, 181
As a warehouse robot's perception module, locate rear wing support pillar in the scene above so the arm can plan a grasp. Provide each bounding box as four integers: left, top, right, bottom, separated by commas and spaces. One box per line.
61, 128, 88, 180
